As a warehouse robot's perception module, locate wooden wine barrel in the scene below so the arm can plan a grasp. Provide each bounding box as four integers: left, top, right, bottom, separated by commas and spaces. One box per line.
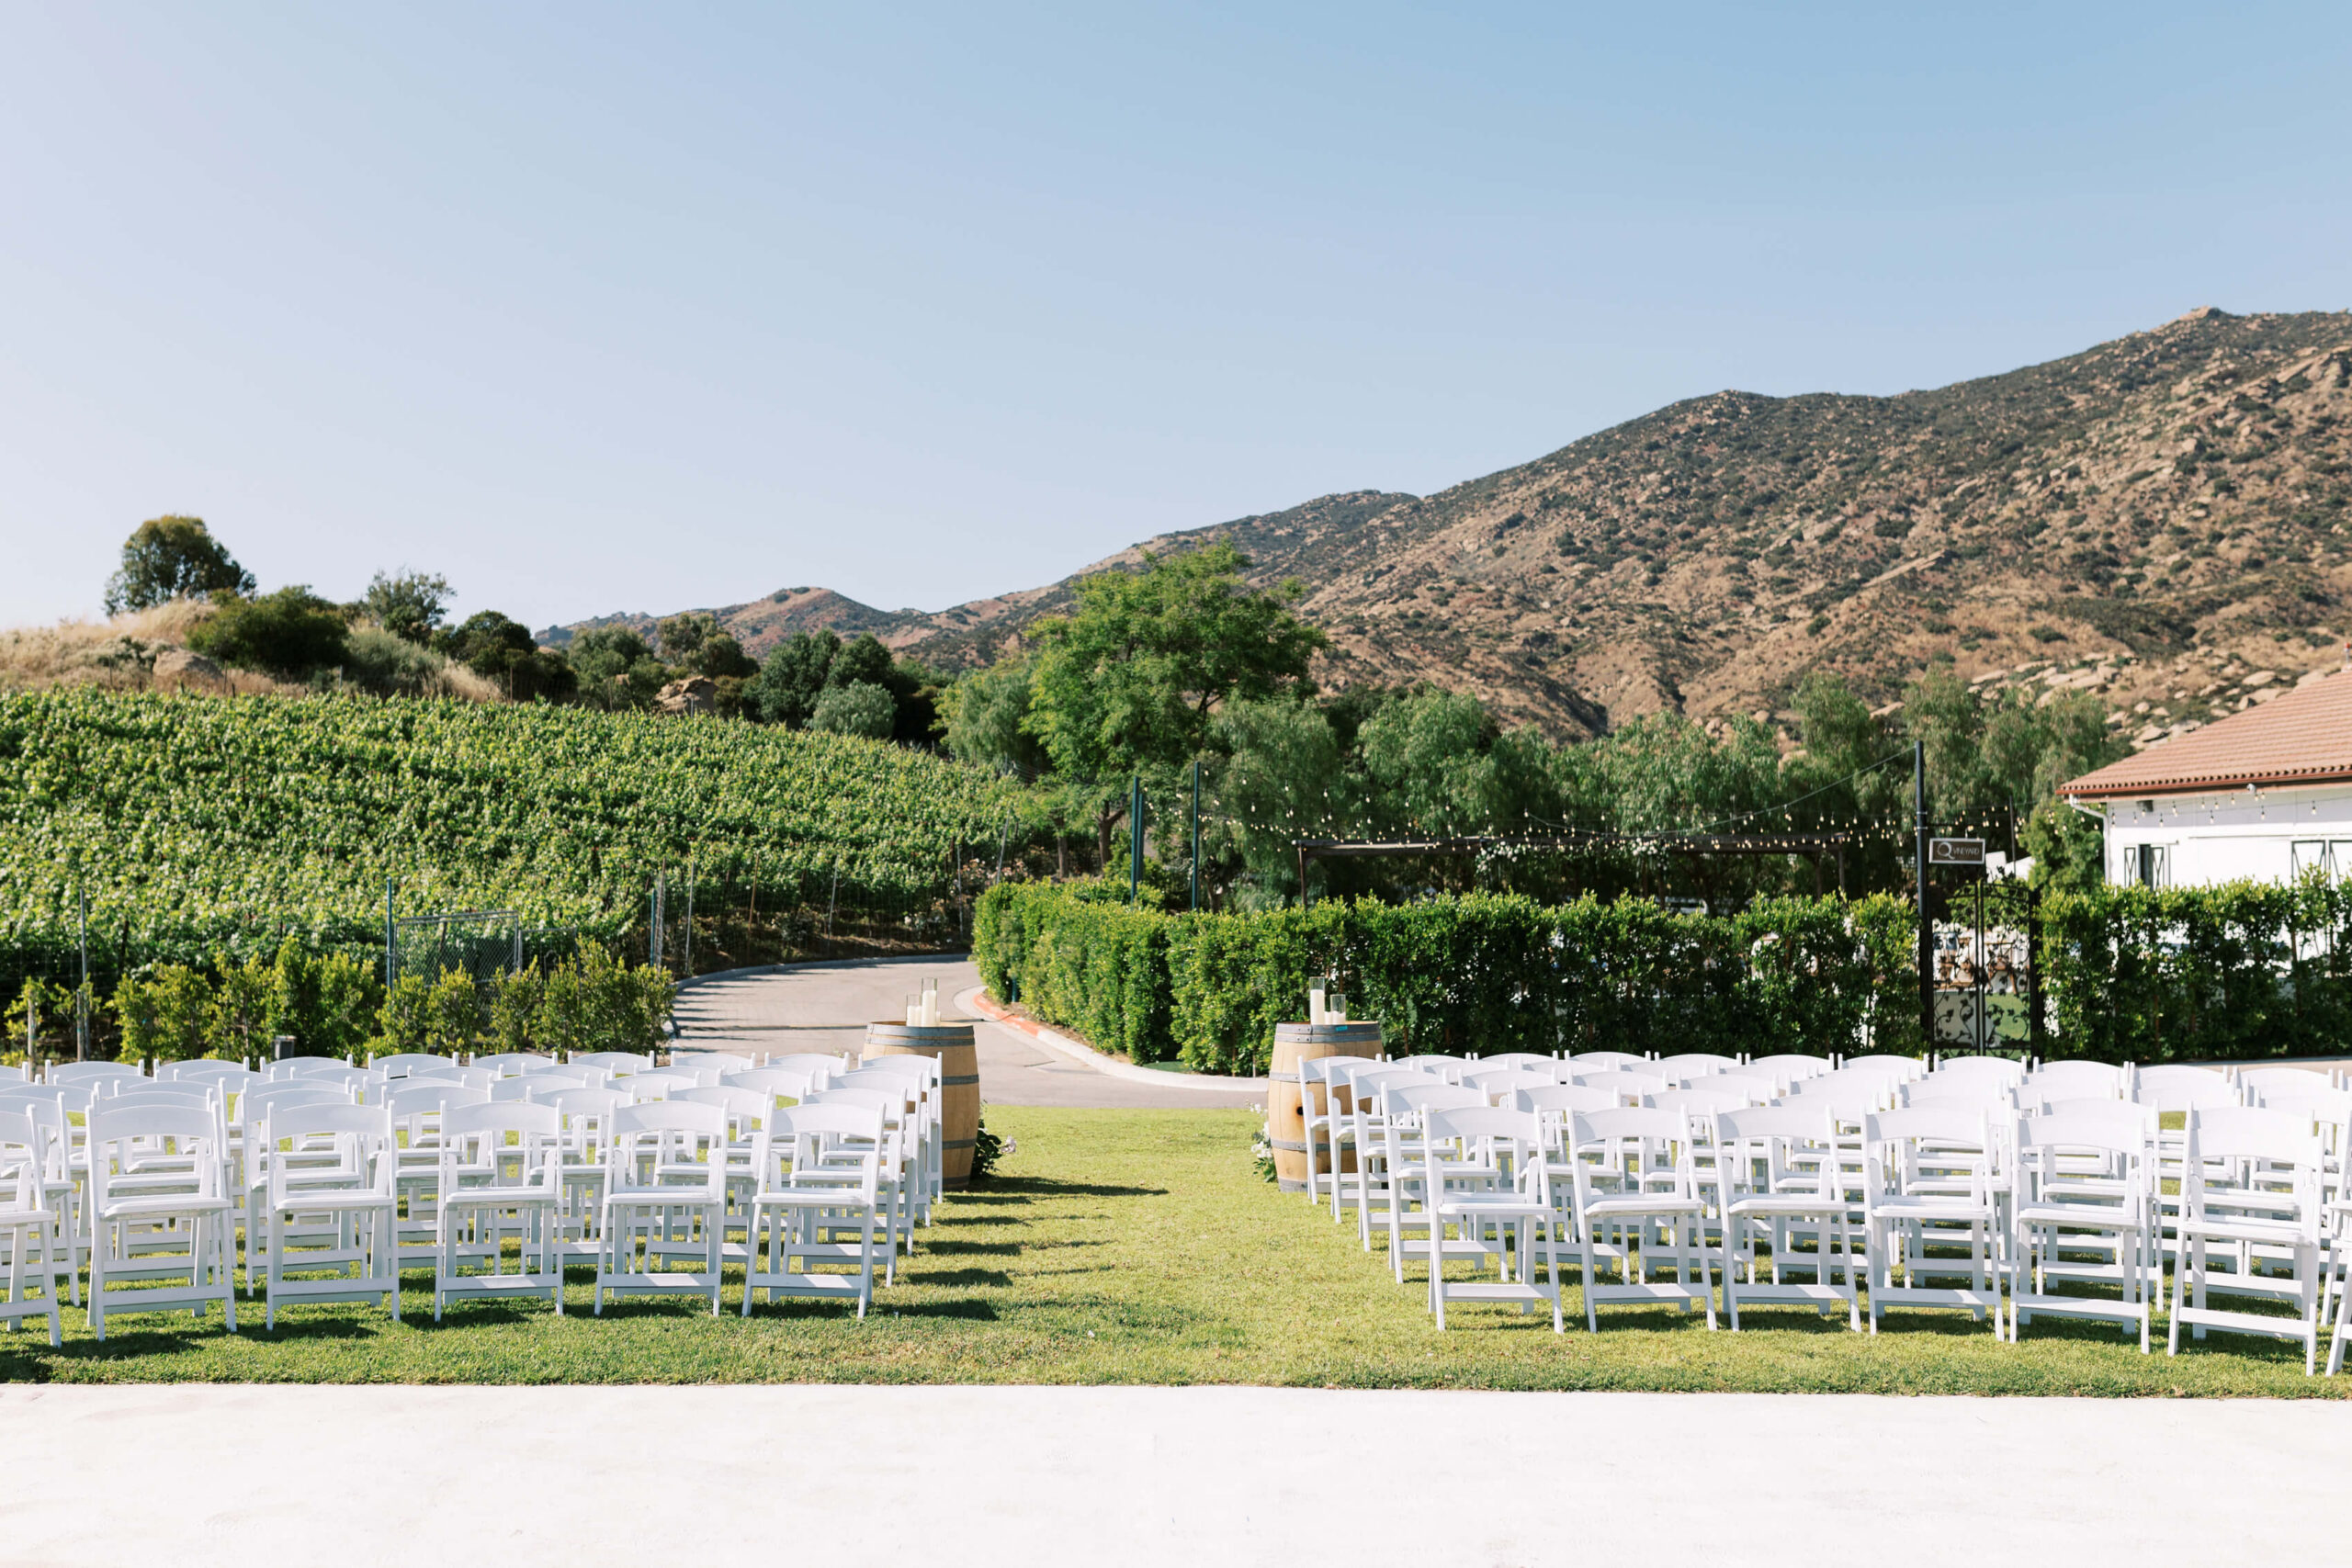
1266, 1021, 1384, 1194
864, 1021, 982, 1189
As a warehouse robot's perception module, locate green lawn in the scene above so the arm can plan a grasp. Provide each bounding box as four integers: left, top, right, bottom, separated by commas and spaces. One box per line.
4, 1105, 2342, 1394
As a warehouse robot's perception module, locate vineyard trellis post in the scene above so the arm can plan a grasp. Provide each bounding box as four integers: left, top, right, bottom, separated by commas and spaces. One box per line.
651, 871, 666, 976
75, 886, 89, 1062
683, 852, 695, 976
383, 878, 395, 988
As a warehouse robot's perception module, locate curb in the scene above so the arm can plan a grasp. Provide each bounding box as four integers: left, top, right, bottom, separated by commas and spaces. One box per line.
959, 987, 1267, 1092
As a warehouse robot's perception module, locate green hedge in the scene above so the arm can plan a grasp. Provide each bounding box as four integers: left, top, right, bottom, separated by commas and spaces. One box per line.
2040, 878, 2352, 1063
977, 877, 2352, 1071
977, 882, 1921, 1073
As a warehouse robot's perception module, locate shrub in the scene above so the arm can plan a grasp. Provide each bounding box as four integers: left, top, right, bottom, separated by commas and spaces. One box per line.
810, 681, 896, 739
341, 625, 448, 696
187, 586, 351, 678
487, 966, 544, 1055
423, 967, 486, 1055
209, 950, 277, 1059
115, 964, 216, 1063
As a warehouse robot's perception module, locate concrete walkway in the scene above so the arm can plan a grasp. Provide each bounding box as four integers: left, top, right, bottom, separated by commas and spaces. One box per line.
7, 1384, 2346, 1564
672, 955, 1263, 1109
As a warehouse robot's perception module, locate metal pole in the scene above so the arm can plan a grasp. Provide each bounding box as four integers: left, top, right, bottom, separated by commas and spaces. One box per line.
1128, 774, 1143, 903
2027, 882, 2045, 1057
683, 854, 695, 976
653, 871, 666, 975
75, 886, 89, 1062
1190, 760, 1202, 912
1915, 739, 1932, 1050
384, 877, 396, 990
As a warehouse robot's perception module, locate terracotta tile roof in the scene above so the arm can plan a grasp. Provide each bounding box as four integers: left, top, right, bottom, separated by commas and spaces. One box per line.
2061, 670, 2352, 797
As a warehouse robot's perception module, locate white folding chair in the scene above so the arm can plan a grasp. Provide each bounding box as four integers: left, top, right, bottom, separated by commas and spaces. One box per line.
595, 1100, 728, 1316
1568, 1107, 1716, 1331
1420, 1107, 1564, 1333
743, 1103, 887, 1317
2170, 1106, 2329, 1374
1861, 1106, 2001, 1335
2009, 1102, 2157, 1350
1335, 1066, 1425, 1247
0, 1110, 64, 1345
1713, 1103, 1860, 1331
571, 1051, 655, 1075
85, 1103, 238, 1338
1377, 1081, 1497, 1284
435, 1101, 566, 1318
49, 1062, 144, 1090
1840, 1054, 1928, 1083
254, 1102, 401, 1329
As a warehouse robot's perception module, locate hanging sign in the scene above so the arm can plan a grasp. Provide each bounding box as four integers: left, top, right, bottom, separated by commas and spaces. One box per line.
1928, 837, 1986, 865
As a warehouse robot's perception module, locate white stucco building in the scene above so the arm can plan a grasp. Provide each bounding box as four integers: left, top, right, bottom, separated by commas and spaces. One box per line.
2060, 668, 2352, 889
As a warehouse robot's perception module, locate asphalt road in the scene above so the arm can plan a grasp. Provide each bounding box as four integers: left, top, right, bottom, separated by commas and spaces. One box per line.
671, 954, 1264, 1109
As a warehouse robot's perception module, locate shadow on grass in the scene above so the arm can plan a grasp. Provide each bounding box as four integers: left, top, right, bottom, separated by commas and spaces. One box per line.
970, 1179, 1169, 1200
910, 1267, 1013, 1289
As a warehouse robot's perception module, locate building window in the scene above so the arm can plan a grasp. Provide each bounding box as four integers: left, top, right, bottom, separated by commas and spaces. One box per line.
2134, 843, 2169, 889
2292, 840, 2352, 882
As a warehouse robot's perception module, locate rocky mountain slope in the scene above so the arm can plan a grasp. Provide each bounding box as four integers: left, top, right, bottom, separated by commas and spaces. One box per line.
554, 308, 2352, 746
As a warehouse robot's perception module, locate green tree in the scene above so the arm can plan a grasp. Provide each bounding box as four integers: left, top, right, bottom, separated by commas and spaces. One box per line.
810, 680, 896, 739
655, 612, 718, 666
695, 632, 759, 682
104, 515, 254, 615
187, 586, 351, 679
1024, 544, 1324, 857
364, 570, 454, 645
942, 656, 1048, 774
749, 629, 840, 727
441, 611, 579, 701
1902, 668, 2124, 890
1210, 698, 1346, 900
568, 626, 669, 709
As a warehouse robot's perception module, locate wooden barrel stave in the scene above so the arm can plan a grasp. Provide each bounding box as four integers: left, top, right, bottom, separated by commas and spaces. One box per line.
1266, 1021, 1384, 1194
864, 1021, 981, 1189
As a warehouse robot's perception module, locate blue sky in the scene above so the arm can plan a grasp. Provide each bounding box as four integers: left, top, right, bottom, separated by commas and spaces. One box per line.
4, 4, 2347, 629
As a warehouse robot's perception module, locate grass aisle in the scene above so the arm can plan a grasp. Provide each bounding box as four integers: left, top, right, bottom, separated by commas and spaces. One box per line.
4, 1106, 2341, 1393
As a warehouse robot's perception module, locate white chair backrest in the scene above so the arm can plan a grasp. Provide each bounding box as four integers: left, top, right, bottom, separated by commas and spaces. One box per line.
1383, 1081, 1485, 1120
1653, 1053, 1740, 1079
87, 1103, 226, 1203
757, 1103, 886, 1197
50, 1062, 144, 1088
492, 1074, 587, 1102
1399, 1055, 1474, 1084
1647, 1085, 1760, 1117
440, 1100, 562, 1181
1745, 1054, 1833, 1086
2133, 1067, 2240, 1112
720, 1067, 821, 1104
1567, 1051, 1650, 1072
1462, 1066, 1555, 1102
1840, 1054, 1928, 1083
1568, 1069, 1668, 1105
1476, 1053, 1562, 1072
1905, 1075, 2014, 1110
1512, 1083, 1618, 1120
607, 1100, 729, 1195
1930, 1055, 2027, 1089
571, 1051, 654, 1073
2019, 1060, 2127, 1105
763, 1053, 850, 1088
369, 1053, 455, 1078
2235, 1066, 2335, 1100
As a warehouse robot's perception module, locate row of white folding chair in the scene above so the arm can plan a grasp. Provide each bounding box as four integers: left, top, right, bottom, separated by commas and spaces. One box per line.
0, 1108, 67, 1340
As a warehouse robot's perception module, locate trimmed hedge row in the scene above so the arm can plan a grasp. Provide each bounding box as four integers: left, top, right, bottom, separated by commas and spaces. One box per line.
2040, 878, 2352, 1063
976, 878, 2352, 1072
976, 882, 1923, 1074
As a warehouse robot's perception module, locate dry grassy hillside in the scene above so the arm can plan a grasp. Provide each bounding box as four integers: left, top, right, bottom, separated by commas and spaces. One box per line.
562, 308, 2352, 748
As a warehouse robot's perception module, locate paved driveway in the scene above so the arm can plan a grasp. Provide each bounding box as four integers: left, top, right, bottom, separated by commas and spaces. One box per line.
672, 955, 1263, 1109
